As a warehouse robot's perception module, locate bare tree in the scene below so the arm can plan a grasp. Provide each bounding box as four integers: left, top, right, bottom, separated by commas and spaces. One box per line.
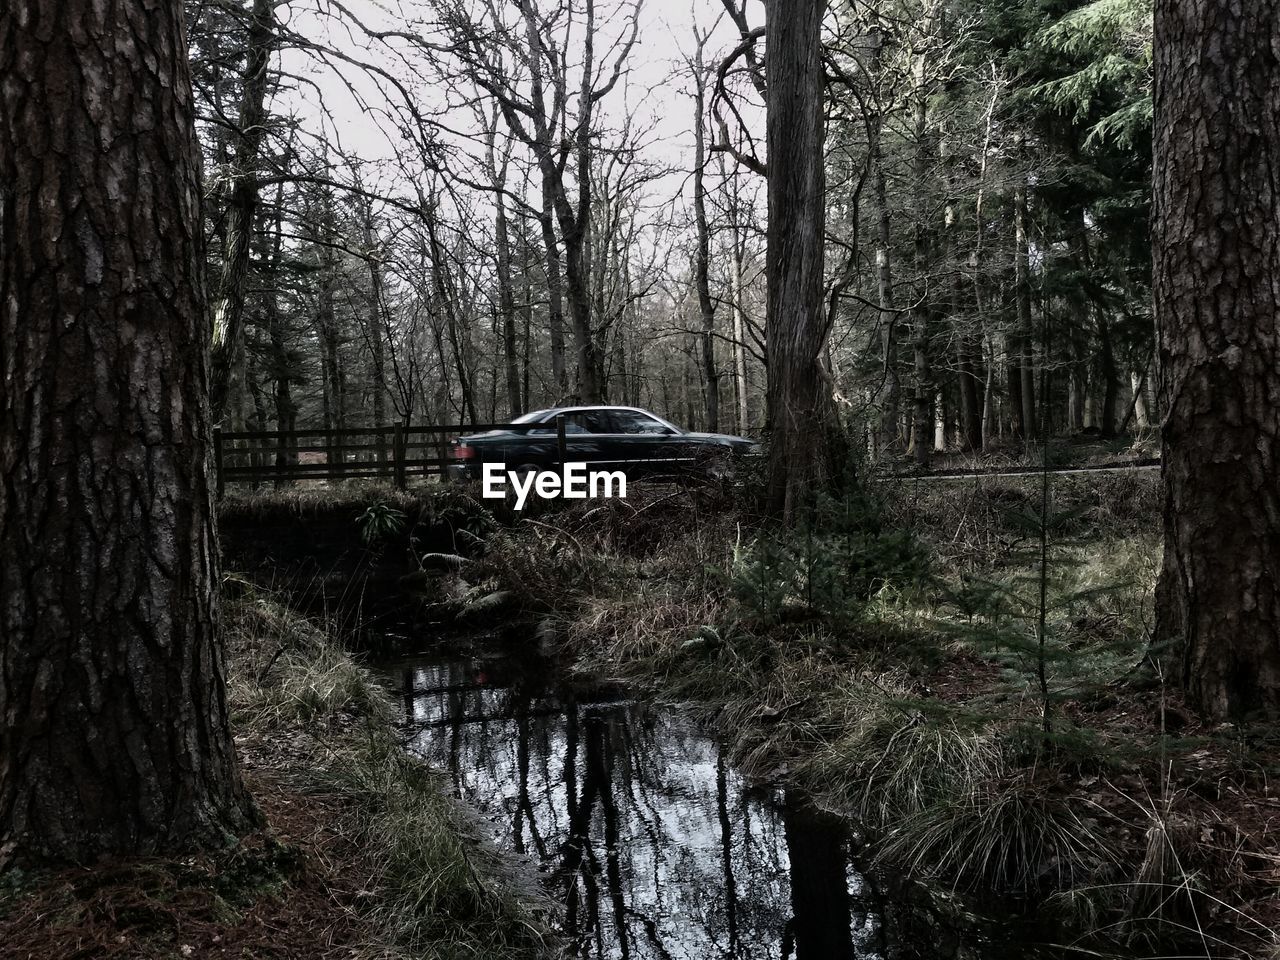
209, 0, 276, 424
690, 18, 721, 432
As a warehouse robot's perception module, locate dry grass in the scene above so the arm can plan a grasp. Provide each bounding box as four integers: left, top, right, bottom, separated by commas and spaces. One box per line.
223, 583, 555, 960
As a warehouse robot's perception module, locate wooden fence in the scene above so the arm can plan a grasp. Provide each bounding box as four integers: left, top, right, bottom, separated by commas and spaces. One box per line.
213, 419, 567, 497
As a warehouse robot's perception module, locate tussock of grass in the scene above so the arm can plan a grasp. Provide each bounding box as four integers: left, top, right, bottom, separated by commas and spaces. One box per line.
227, 595, 392, 727
224, 581, 553, 959
315, 733, 552, 959
804, 693, 1005, 823
878, 773, 1114, 892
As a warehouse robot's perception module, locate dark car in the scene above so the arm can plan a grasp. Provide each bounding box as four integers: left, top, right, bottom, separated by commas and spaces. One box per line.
448, 406, 758, 480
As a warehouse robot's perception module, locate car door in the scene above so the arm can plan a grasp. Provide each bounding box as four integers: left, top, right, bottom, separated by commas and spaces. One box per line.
604, 409, 679, 476
545, 407, 609, 468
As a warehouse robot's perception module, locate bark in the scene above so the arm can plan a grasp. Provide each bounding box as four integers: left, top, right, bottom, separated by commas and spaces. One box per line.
1131, 370, 1151, 429
422, 192, 478, 423
1153, 0, 1280, 719
501, 0, 624, 404
560, 0, 604, 403
1005, 332, 1023, 440
981, 335, 996, 447
1067, 219, 1091, 432
957, 336, 984, 450
763, 0, 842, 521
208, 0, 275, 424
0, 0, 254, 860
1067, 341, 1087, 432
311, 193, 346, 435
520, 235, 534, 411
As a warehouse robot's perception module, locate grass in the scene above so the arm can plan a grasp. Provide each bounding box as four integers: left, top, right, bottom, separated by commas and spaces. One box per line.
224, 584, 555, 959
462, 471, 1279, 958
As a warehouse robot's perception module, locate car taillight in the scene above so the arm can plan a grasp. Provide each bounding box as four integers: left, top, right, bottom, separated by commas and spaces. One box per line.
453, 443, 477, 460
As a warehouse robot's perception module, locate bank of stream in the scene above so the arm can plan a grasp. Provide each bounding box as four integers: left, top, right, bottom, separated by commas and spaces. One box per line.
371, 635, 1108, 960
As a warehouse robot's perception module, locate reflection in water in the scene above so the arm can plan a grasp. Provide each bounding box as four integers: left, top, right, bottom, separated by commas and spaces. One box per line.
387, 654, 885, 960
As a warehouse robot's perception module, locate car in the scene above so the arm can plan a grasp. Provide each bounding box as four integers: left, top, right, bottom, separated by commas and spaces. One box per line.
447, 406, 758, 481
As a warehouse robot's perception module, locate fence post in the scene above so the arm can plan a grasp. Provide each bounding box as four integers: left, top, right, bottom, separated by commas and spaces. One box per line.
213, 426, 225, 499
556, 414, 567, 468
393, 423, 406, 490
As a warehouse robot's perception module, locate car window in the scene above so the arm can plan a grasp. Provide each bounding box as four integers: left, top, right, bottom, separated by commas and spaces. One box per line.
609, 410, 671, 435
567, 411, 611, 433
528, 411, 609, 435
524, 410, 607, 435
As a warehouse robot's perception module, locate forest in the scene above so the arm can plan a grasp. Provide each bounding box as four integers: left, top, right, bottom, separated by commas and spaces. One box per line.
0, 0, 1277, 958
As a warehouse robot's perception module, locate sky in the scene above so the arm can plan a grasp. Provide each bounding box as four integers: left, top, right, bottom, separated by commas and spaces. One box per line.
269, 0, 764, 221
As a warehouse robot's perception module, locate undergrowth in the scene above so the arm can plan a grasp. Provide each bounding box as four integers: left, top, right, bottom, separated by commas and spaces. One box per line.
224, 583, 554, 960
465, 472, 1278, 958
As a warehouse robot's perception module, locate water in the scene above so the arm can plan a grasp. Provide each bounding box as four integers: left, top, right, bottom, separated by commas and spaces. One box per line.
379, 649, 1039, 960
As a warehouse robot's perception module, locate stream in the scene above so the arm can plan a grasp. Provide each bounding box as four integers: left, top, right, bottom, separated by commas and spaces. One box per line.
376, 644, 1065, 960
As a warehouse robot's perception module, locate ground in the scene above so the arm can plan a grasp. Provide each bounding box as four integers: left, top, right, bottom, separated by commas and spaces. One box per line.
0, 591, 553, 960
0, 774, 376, 959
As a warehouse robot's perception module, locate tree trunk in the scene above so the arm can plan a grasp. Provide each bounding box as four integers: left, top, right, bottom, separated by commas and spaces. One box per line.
1005, 331, 1024, 440
209, 0, 275, 424
868, 26, 900, 457
1013, 178, 1036, 441
731, 235, 751, 435
910, 38, 936, 470
1096, 312, 1119, 437
1153, 0, 1280, 719
693, 50, 720, 434
957, 337, 984, 451
0, 0, 255, 861
763, 0, 841, 521
1131, 370, 1151, 429
485, 119, 521, 418
539, 182, 569, 396
264, 182, 297, 479
362, 211, 388, 427
496, 193, 521, 418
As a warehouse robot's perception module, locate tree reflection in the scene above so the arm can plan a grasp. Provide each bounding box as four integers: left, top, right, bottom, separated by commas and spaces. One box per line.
781, 793, 854, 960
390, 656, 874, 960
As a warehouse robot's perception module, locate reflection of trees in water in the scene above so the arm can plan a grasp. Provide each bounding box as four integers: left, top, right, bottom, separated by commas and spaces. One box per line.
394, 660, 865, 960
780, 793, 860, 960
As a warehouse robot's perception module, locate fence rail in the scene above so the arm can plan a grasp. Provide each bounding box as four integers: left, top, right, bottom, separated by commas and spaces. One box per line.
213, 419, 568, 497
